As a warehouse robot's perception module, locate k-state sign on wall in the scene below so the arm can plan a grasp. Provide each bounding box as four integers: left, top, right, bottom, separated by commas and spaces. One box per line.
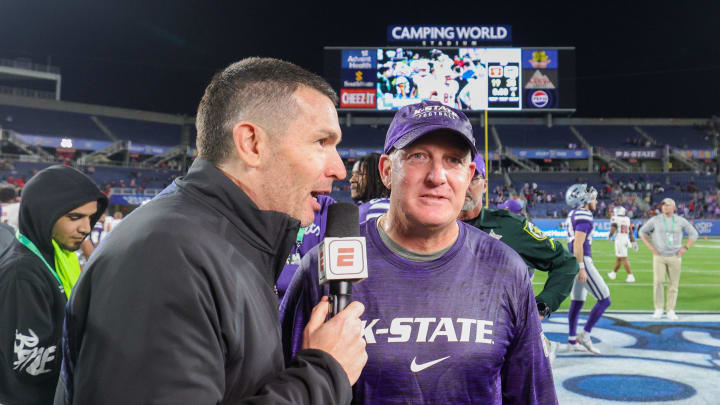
387, 25, 512, 42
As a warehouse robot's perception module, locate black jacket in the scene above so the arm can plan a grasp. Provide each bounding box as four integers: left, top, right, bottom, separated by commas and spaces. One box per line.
0, 165, 107, 405
56, 159, 352, 404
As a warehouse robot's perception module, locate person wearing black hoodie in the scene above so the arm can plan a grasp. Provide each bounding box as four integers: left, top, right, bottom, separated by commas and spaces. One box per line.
0, 165, 107, 405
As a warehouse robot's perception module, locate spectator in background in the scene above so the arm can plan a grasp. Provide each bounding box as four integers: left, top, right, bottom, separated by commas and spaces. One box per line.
640, 198, 699, 320
353, 152, 391, 222
0, 185, 19, 230
497, 198, 524, 215
0, 166, 107, 405
350, 153, 389, 202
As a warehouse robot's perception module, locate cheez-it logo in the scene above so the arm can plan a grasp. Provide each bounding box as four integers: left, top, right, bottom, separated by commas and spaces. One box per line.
336, 247, 355, 267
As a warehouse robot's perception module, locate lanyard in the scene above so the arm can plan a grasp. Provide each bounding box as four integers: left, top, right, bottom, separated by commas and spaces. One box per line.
15, 231, 61, 285
662, 215, 675, 234
296, 227, 306, 244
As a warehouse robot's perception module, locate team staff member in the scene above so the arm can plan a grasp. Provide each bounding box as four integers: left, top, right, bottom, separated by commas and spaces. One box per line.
282, 101, 557, 404
56, 58, 367, 404
639, 198, 698, 320
458, 154, 578, 320
0, 166, 107, 405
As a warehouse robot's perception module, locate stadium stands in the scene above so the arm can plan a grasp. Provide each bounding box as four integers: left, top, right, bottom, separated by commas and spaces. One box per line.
0, 105, 108, 140
494, 125, 575, 148
100, 116, 183, 146
0, 105, 186, 146
641, 125, 713, 148
574, 125, 641, 148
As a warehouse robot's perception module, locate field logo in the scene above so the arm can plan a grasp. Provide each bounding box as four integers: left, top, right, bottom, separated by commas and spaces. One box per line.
694, 221, 713, 234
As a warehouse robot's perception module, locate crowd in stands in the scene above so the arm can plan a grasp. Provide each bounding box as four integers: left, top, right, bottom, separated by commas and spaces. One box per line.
0, 158, 180, 197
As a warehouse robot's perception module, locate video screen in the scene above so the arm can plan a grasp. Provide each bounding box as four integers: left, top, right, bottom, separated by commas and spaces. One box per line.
329, 47, 574, 111
375, 48, 521, 111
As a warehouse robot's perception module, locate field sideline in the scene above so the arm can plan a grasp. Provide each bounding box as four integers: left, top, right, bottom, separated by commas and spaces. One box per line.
531, 237, 720, 312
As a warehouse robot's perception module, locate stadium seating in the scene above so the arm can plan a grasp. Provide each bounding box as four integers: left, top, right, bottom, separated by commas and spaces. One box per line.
495, 125, 575, 148
100, 117, 184, 146
640, 125, 713, 149
574, 125, 640, 148
0, 105, 186, 146
0, 105, 108, 140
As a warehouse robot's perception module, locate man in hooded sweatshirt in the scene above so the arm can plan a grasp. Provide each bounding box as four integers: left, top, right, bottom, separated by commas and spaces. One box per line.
0, 165, 107, 405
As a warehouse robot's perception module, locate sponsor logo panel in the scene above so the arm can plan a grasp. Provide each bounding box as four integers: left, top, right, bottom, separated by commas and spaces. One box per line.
340, 89, 376, 108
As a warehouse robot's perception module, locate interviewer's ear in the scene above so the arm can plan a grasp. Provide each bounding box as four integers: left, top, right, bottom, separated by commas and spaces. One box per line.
231, 122, 271, 168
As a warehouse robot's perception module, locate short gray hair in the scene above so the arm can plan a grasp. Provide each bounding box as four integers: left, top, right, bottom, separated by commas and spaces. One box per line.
196, 57, 338, 164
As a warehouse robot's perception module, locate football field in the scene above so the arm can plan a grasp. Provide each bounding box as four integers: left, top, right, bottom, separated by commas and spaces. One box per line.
532, 237, 720, 312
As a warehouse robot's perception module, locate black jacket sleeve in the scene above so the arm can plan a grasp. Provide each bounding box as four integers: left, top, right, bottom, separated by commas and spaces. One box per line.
0, 268, 61, 405
66, 239, 350, 405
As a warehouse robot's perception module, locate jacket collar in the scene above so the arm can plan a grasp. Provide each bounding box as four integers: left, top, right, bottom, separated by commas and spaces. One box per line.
176, 159, 300, 282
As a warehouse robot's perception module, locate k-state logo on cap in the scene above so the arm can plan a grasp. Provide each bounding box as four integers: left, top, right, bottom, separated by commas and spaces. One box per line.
531, 90, 549, 108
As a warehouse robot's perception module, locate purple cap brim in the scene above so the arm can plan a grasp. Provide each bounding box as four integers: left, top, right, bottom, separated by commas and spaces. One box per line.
384, 124, 478, 157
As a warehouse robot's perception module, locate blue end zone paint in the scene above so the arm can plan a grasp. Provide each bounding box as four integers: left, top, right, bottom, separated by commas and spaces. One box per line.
544, 314, 720, 403
563, 374, 696, 402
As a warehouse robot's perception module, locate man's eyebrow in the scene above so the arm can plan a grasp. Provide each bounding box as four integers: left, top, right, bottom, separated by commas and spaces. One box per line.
318, 129, 341, 143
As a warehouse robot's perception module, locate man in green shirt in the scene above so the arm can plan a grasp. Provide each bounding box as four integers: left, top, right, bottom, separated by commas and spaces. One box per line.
458, 155, 579, 320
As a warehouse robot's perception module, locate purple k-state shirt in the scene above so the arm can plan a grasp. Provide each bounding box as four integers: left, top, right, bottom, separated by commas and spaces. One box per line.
567, 207, 594, 257
280, 217, 557, 405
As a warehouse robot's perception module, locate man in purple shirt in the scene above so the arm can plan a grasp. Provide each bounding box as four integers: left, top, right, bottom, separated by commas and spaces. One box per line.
281, 100, 557, 404
565, 184, 611, 354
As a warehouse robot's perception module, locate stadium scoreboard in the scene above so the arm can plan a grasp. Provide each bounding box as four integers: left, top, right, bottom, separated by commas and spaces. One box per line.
325, 47, 575, 112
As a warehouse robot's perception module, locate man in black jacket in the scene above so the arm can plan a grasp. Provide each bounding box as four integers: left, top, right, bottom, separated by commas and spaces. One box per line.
56, 58, 367, 405
0, 165, 107, 405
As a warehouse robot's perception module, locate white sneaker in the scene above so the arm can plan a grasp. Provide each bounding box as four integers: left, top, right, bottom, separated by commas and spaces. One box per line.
652, 309, 664, 319
626, 274, 636, 283
667, 310, 679, 321
548, 340, 559, 365
577, 331, 601, 354
607, 271, 617, 280
568, 342, 589, 353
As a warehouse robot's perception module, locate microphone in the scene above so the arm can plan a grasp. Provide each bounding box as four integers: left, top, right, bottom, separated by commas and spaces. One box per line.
318, 202, 368, 316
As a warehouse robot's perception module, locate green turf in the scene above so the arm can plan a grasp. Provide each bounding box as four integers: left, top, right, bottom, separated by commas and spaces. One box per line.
531, 237, 720, 312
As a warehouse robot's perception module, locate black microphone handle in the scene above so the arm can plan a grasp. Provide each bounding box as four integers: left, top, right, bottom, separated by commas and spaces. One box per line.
329, 280, 353, 317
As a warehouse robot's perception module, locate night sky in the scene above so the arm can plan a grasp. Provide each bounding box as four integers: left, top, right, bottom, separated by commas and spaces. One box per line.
1, 1, 718, 118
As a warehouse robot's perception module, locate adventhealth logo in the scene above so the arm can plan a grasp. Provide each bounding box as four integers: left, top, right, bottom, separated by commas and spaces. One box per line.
361, 317, 494, 344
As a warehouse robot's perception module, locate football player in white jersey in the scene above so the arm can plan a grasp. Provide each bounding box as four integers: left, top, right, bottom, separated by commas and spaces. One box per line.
411, 60, 438, 100
431, 71, 460, 108
608, 206, 638, 282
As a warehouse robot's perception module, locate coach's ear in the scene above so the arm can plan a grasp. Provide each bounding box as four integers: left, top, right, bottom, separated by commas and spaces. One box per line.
378, 154, 393, 189
231, 121, 270, 168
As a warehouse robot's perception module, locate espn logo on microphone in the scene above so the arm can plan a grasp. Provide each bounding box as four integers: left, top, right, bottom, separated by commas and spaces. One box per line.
318, 237, 368, 285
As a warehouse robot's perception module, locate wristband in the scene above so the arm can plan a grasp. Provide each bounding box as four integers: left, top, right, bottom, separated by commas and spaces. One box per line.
578, 263, 585, 270
537, 302, 552, 319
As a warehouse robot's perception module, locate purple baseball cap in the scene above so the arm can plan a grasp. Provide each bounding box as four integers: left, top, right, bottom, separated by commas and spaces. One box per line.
497, 199, 523, 214
383, 100, 477, 157
473, 153, 486, 178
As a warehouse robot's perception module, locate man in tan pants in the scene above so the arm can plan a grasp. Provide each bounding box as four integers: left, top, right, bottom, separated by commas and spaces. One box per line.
639, 198, 698, 321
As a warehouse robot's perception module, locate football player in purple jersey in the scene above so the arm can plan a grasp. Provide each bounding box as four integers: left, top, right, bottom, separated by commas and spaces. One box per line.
565, 184, 611, 354
281, 100, 557, 405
